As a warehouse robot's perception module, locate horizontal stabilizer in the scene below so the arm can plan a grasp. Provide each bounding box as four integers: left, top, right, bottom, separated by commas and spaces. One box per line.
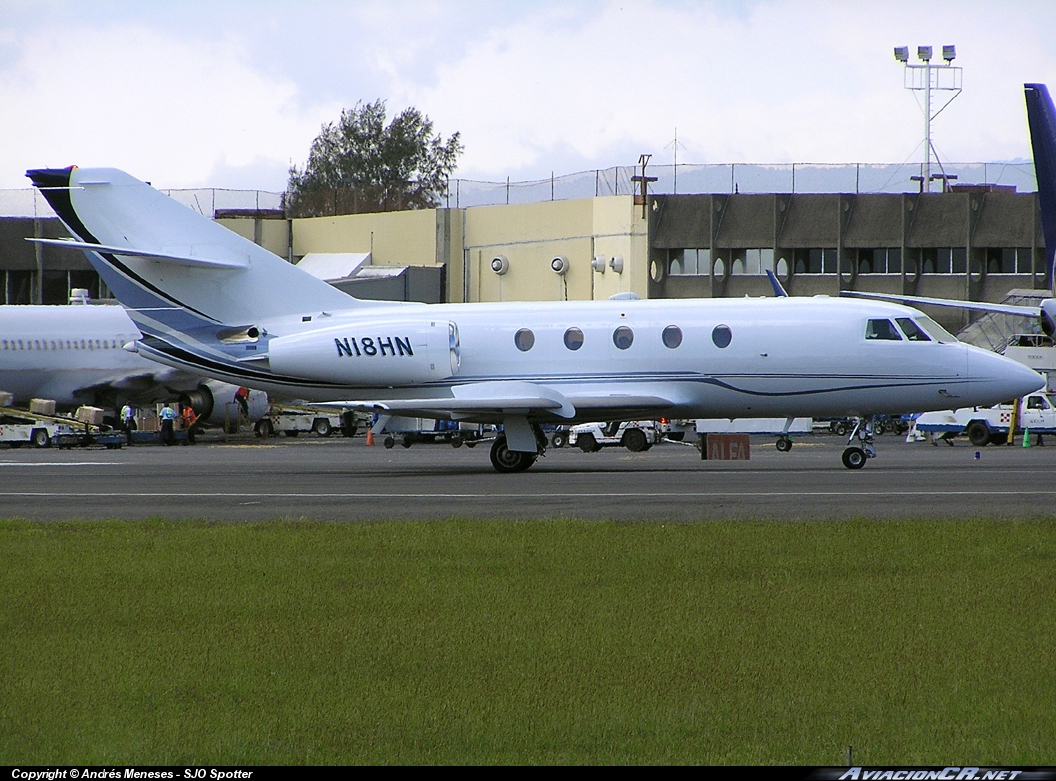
26, 238, 249, 270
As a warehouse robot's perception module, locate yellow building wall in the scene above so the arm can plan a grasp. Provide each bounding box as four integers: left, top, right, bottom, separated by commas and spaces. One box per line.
215, 218, 289, 259
292, 209, 440, 268
282, 195, 649, 304
462, 195, 647, 303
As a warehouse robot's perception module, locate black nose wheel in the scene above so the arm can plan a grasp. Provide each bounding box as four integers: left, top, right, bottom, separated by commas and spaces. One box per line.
490, 434, 538, 473
842, 446, 867, 469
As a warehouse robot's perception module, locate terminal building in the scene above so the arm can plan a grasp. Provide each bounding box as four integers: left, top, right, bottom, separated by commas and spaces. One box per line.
0, 162, 1049, 335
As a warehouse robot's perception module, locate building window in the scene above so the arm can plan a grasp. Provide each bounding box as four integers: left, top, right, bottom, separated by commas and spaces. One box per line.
662, 325, 682, 349
985, 247, 1032, 274
730, 248, 775, 276
514, 328, 535, 351
668, 249, 710, 276
792, 248, 838, 274
5, 271, 33, 304
919, 248, 967, 274
855, 248, 903, 274
563, 327, 584, 350
612, 326, 634, 350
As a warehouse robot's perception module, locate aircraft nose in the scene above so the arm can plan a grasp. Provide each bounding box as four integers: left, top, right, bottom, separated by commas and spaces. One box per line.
967, 346, 1045, 402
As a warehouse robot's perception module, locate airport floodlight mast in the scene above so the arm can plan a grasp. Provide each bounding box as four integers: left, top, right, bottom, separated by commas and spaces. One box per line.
894, 44, 962, 192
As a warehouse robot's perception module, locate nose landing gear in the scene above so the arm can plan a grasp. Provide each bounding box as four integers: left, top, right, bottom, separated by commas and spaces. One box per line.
841, 418, 876, 470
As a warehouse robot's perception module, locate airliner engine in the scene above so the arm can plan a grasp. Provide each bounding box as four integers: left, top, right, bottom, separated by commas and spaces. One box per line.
180, 380, 268, 426
268, 320, 460, 386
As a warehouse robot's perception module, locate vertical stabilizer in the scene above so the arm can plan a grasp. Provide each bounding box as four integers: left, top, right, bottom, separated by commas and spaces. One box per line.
26, 166, 380, 329
1025, 83, 1056, 291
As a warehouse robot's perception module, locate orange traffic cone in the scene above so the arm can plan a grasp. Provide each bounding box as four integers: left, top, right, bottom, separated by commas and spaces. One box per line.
366, 429, 375, 446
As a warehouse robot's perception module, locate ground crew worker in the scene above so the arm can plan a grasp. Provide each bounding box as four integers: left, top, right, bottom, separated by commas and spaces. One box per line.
160, 403, 178, 446
234, 387, 250, 418
182, 405, 199, 445
120, 403, 136, 446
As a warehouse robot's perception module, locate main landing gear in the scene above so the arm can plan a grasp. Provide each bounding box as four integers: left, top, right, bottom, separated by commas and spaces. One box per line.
489, 426, 548, 473
841, 417, 876, 470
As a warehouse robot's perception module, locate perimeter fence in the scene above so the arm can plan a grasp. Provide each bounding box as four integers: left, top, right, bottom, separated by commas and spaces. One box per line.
0, 161, 1038, 218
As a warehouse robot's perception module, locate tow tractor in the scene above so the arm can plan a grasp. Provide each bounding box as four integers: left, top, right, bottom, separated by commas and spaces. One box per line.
255, 403, 358, 439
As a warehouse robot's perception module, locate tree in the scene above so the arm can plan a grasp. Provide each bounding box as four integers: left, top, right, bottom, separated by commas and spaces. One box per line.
286, 100, 463, 217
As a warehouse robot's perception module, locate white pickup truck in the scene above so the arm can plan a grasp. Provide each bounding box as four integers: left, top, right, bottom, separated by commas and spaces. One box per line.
914, 393, 1056, 446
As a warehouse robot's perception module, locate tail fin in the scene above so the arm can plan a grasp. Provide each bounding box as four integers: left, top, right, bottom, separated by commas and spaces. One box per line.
1025, 84, 1056, 291
26, 166, 370, 329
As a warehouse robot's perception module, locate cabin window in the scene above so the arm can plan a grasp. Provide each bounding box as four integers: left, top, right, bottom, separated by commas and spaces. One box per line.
563, 327, 584, 350
865, 319, 902, 340
514, 328, 535, 352
612, 326, 634, 350
895, 318, 931, 341
712, 325, 732, 348
662, 325, 683, 349
1027, 396, 1049, 410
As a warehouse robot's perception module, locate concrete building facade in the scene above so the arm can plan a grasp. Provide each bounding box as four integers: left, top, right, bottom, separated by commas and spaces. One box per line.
0, 187, 1047, 335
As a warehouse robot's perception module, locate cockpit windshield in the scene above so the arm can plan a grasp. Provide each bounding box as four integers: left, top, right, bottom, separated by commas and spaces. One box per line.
895, 317, 931, 341
915, 316, 958, 344
865, 319, 902, 340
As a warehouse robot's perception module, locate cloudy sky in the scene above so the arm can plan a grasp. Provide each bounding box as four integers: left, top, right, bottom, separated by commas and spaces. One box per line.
2, 0, 1055, 191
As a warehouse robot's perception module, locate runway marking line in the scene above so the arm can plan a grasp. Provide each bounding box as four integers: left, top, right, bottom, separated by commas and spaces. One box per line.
0, 462, 127, 467
3, 490, 1056, 499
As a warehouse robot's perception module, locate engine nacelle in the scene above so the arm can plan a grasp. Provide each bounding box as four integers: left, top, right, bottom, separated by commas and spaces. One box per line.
267, 320, 460, 386
180, 380, 269, 426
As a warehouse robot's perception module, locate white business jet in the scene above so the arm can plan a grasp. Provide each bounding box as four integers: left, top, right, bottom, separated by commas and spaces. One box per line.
26, 166, 1042, 471
0, 297, 267, 425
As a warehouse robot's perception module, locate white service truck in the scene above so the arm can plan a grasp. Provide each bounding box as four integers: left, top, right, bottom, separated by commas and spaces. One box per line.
914, 393, 1056, 446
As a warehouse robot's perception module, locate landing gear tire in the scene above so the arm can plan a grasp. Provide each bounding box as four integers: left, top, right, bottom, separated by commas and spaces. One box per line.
622, 427, 648, 452
578, 432, 599, 453
842, 446, 867, 470
490, 435, 537, 473
312, 419, 333, 437
776, 437, 792, 452
31, 429, 50, 448
967, 422, 990, 447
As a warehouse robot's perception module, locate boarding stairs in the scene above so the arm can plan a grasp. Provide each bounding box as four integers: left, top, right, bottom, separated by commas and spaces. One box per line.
955, 289, 1052, 353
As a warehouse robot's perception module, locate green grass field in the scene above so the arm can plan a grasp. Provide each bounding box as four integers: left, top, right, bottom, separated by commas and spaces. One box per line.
1, 518, 1054, 764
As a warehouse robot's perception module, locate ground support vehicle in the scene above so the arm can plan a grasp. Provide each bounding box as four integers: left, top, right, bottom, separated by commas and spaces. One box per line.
381, 418, 493, 449
255, 403, 356, 439
568, 421, 661, 452
0, 409, 123, 449
914, 393, 1056, 446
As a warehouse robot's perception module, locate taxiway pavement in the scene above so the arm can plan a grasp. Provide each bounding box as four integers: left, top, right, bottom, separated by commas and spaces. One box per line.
1, 433, 1054, 521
